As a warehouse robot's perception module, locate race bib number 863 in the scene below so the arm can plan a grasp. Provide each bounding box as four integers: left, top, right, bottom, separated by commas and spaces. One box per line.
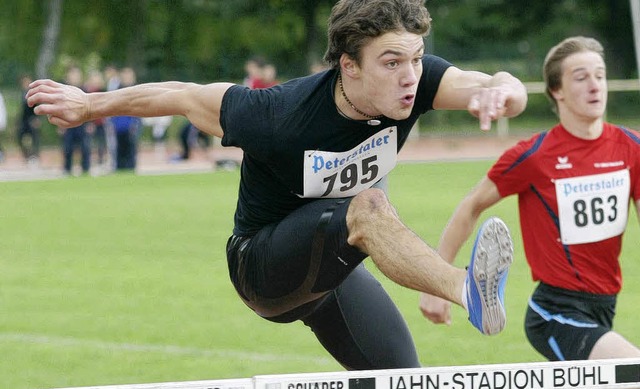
303, 127, 397, 198
554, 169, 630, 244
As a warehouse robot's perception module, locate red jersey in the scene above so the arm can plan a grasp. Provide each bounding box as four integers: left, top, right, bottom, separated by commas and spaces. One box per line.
488, 123, 640, 294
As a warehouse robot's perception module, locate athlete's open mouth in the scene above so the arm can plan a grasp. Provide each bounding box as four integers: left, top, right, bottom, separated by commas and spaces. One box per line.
401, 94, 415, 106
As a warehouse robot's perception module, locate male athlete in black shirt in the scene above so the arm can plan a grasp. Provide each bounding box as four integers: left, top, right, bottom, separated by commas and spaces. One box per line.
28, 0, 525, 370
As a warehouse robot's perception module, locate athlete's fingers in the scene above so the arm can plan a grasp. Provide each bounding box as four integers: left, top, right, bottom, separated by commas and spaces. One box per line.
27, 78, 60, 91
26, 79, 62, 102
26, 87, 60, 108
470, 88, 508, 131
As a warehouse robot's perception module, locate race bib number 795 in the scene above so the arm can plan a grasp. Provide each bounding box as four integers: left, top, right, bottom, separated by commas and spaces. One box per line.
302, 127, 397, 198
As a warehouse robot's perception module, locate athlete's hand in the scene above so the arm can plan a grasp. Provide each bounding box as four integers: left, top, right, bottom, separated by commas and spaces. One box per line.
467, 87, 509, 132
467, 71, 527, 131
26, 79, 91, 129
419, 292, 452, 325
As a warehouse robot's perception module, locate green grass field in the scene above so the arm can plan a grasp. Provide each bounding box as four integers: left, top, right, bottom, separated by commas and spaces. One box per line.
1, 162, 639, 389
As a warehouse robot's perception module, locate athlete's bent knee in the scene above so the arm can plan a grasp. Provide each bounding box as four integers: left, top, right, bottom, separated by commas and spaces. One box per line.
346, 188, 396, 247
348, 188, 394, 222
351, 188, 389, 212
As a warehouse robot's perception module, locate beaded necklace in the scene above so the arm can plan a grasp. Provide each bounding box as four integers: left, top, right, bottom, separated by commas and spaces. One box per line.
337, 72, 384, 120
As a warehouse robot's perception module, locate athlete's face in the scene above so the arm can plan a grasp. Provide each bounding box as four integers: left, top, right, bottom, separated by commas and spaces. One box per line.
552, 51, 607, 122
355, 31, 424, 120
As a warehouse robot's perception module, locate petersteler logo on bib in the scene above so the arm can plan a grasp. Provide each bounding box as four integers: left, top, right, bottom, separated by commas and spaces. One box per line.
554, 169, 630, 245
302, 127, 397, 198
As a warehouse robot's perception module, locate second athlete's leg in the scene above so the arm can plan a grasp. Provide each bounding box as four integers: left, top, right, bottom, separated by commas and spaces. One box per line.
589, 332, 640, 359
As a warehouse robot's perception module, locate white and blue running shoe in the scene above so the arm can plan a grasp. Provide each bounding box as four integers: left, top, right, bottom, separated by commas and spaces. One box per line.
466, 217, 513, 335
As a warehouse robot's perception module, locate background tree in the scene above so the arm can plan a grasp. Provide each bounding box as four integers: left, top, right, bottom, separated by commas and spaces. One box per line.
0, 0, 636, 84
427, 0, 635, 79
36, 0, 63, 79
0, 0, 638, 145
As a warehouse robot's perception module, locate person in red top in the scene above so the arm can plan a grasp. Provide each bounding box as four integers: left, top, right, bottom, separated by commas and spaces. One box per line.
419, 36, 640, 361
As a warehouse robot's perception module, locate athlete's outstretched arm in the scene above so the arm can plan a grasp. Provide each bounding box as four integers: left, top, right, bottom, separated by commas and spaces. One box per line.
26, 79, 234, 137
432, 67, 528, 131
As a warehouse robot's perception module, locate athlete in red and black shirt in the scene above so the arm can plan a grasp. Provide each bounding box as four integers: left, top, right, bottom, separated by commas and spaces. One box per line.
420, 36, 640, 361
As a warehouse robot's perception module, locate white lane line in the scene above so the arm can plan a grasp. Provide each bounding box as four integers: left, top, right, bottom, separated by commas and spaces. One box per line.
0, 333, 334, 364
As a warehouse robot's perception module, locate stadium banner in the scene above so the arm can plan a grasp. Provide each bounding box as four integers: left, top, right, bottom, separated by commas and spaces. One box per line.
54, 358, 640, 389
254, 359, 640, 389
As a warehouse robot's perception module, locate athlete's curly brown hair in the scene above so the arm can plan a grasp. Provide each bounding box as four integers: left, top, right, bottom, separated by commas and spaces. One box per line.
323, 0, 432, 69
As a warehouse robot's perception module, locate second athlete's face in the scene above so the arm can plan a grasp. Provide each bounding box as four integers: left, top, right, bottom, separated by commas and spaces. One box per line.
553, 51, 607, 121
356, 31, 425, 120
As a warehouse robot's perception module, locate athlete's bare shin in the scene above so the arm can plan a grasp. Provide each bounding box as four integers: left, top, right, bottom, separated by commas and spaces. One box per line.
346, 188, 465, 306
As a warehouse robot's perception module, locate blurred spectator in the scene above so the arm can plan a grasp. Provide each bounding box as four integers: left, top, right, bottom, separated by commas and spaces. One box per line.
243, 56, 266, 89
109, 67, 141, 170
309, 61, 329, 74
60, 66, 91, 175
258, 63, 279, 88
119, 67, 136, 89
110, 115, 141, 170
243, 57, 279, 89
0, 91, 6, 162
84, 70, 109, 167
103, 64, 121, 170
104, 64, 121, 91
143, 116, 172, 143
171, 120, 211, 162
142, 115, 173, 160
17, 74, 42, 165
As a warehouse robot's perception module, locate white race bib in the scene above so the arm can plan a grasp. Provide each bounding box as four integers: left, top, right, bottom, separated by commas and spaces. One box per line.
554, 169, 630, 244
302, 127, 397, 198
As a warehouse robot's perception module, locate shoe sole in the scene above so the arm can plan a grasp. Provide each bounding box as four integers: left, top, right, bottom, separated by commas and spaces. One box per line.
470, 217, 513, 335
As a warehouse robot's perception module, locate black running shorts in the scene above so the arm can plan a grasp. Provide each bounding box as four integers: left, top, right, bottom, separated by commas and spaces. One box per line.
226, 197, 367, 322
525, 282, 616, 361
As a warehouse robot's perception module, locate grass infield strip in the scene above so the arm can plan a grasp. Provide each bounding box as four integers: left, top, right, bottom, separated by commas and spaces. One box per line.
1, 163, 638, 389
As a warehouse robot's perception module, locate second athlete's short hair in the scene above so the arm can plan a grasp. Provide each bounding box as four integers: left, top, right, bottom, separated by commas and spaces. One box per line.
543, 36, 605, 107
